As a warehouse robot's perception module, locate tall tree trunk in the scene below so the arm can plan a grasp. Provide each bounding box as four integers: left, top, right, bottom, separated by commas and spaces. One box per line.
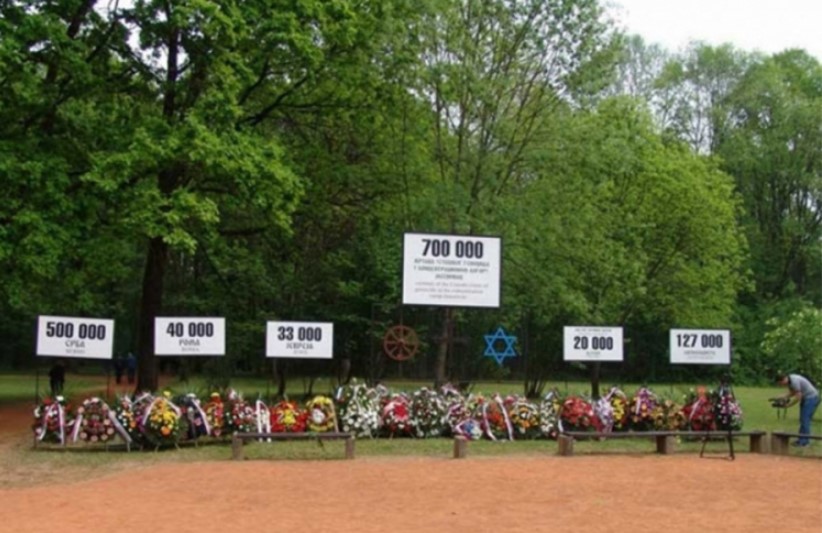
590, 362, 601, 400
434, 308, 452, 387
135, 236, 168, 392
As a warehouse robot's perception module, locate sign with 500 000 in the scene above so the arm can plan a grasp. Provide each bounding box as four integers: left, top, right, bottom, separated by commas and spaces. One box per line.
266, 321, 333, 359
670, 329, 730, 365
36, 315, 115, 359
155, 317, 225, 356
563, 326, 623, 362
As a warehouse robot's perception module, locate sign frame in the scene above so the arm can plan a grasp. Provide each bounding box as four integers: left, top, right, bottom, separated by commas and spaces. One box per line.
154, 317, 226, 356
402, 231, 502, 309
266, 321, 334, 359
36, 315, 115, 360
669, 328, 732, 365
563, 325, 624, 362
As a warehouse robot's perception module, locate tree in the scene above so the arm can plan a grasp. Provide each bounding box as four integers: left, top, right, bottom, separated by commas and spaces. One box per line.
506, 97, 747, 396
415, 0, 618, 386
762, 306, 822, 387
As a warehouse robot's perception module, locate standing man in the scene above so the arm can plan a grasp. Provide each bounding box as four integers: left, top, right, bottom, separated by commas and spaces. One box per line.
775, 372, 820, 446
49, 360, 65, 396
126, 352, 137, 385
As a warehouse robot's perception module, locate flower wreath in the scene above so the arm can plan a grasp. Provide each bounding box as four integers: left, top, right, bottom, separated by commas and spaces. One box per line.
335, 382, 379, 438
445, 398, 476, 438
681, 387, 715, 431
224, 391, 257, 434
71, 397, 131, 445
478, 394, 513, 441
204, 393, 226, 438
380, 394, 413, 437
628, 387, 658, 431
560, 395, 597, 432
306, 396, 337, 433
33, 396, 73, 444
538, 390, 563, 439
270, 400, 308, 433
714, 387, 743, 431
505, 396, 541, 440
179, 393, 210, 440
115, 394, 150, 445
410, 387, 447, 438
142, 393, 184, 447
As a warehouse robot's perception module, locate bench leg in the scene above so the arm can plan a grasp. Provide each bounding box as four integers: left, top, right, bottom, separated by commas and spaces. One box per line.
656, 435, 675, 454
453, 436, 468, 459
770, 434, 789, 455
749, 435, 765, 454
558, 435, 574, 457
344, 437, 355, 460
231, 434, 244, 461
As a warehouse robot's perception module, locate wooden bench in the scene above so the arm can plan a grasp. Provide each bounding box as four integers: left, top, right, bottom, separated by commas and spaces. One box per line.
770, 432, 822, 455
230, 432, 355, 460
558, 430, 767, 456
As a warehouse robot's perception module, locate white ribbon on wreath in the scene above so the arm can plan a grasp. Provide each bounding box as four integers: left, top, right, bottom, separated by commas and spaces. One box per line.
482, 395, 513, 441
38, 401, 66, 444
255, 399, 271, 441
185, 394, 211, 437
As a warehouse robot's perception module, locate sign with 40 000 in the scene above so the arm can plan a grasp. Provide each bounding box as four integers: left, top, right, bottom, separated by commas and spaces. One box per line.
154, 317, 225, 356
36, 315, 115, 359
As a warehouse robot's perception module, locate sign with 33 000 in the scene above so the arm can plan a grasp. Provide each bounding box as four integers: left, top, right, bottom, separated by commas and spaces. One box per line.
563, 326, 623, 362
266, 321, 333, 359
36, 315, 115, 359
670, 329, 730, 365
402, 232, 502, 308
155, 317, 225, 356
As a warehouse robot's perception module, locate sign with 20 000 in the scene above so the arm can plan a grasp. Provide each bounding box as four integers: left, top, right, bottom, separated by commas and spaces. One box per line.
563, 326, 623, 362
402, 232, 501, 308
266, 321, 333, 359
36, 315, 115, 360
670, 329, 730, 365
154, 317, 225, 356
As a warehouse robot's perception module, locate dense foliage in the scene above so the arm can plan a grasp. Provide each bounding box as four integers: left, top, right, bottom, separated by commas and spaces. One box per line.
1, 1, 818, 393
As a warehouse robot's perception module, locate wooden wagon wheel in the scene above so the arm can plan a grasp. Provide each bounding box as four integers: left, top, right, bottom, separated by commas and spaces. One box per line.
383, 325, 419, 361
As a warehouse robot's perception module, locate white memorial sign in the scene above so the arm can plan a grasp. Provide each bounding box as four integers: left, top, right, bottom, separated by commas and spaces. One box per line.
563, 326, 623, 362
402, 232, 501, 308
155, 317, 225, 356
266, 321, 333, 359
36, 315, 114, 360
670, 329, 731, 365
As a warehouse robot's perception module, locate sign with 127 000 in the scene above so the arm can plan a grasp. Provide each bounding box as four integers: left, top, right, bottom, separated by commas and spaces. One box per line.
402, 232, 501, 308
266, 321, 333, 359
154, 317, 225, 356
563, 326, 623, 362
36, 315, 115, 359
669, 329, 730, 365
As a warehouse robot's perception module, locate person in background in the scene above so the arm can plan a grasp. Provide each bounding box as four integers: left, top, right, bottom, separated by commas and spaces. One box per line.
126, 352, 137, 385
775, 372, 820, 446
113, 355, 125, 384
49, 360, 65, 396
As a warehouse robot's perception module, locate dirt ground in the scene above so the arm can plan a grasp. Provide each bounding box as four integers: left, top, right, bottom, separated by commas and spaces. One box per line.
1, 402, 820, 533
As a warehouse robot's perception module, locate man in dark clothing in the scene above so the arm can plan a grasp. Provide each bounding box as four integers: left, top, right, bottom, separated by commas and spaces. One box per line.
126, 352, 137, 385
49, 361, 65, 396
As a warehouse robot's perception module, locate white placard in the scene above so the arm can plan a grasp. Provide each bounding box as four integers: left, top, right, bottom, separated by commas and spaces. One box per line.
266, 321, 333, 359
402, 232, 501, 308
36, 315, 115, 360
563, 326, 623, 362
154, 317, 225, 356
670, 329, 731, 365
